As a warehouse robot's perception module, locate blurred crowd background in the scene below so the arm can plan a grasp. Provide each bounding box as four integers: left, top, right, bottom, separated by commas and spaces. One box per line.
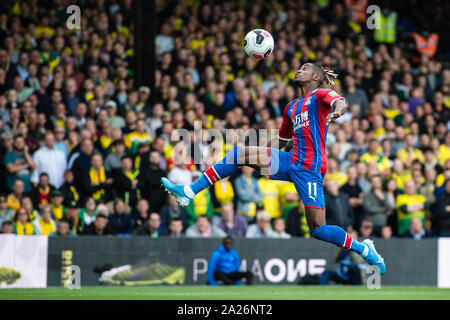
0, 0, 449, 241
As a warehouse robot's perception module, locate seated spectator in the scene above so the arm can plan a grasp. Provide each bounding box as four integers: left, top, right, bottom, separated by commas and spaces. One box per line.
356, 162, 371, 193
340, 166, 363, 227
396, 180, 428, 236
186, 171, 214, 225
286, 201, 311, 238
105, 100, 126, 129
20, 195, 39, 221
258, 176, 281, 219
380, 225, 393, 239
138, 150, 167, 212
272, 218, 291, 239
402, 217, 431, 239
360, 139, 390, 175
69, 138, 95, 191
13, 207, 35, 235
108, 198, 134, 236
0, 193, 15, 228
217, 203, 248, 237
362, 175, 395, 234
133, 143, 151, 171
54, 126, 69, 159
419, 168, 437, 208
133, 198, 150, 228
159, 195, 189, 231
62, 202, 81, 235
28, 172, 55, 208
278, 181, 299, 219
124, 119, 152, 154
4, 134, 36, 193
49, 220, 76, 237
207, 236, 253, 286
50, 189, 65, 221
186, 215, 227, 238
59, 170, 81, 207
210, 176, 235, 216
436, 179, 450, 236
396, 134, 424, 167
78, 197, 98, 231
132, 212, 161, 238
7, 179, 25, 212
84, 153, 112, 203
326, 158, 348, 187
104, 139, 126, 174
358, 219, 373, 239
112, 155, 140, 207
33, 204, 56, 235
167, 155, 193, 186
246, 211, 276, 238
340, 149, 360, 173
390, 159, 412, 191
31, 131, 67, 188
81, 212, 118, 236
1, 221, 14, 234
162, 217, 184, 238
324, 179, 354, 230
234, 167, 262, 222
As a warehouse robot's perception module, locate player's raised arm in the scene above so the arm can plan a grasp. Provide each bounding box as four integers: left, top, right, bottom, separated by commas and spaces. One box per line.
326, 97, 349, 124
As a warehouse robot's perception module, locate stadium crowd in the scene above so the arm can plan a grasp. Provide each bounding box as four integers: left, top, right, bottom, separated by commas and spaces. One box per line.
0, 0, 449, 240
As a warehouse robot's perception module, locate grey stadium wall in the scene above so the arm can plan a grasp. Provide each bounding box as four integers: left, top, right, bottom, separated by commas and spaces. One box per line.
45, 237, 441, 286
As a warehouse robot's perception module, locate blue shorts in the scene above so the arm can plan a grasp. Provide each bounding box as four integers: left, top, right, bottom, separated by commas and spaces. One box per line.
267, 148, 326, 209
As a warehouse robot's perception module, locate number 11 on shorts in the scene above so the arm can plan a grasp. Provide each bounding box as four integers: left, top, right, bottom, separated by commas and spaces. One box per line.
307, 182, 317, 201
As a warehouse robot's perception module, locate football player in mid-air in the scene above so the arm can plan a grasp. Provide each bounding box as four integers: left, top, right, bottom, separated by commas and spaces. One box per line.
161, 63, 386, 275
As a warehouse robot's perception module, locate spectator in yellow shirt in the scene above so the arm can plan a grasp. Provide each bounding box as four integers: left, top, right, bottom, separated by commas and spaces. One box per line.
7, 179, 25, 213
33, 204, 56, 235
360, 139, 390, 175
396, 180, 428, 236
325, 158, 348, 187
372, 114, 386, 139
278, 181, 299, 220
211, 178, 235, 215
438, 131, 450, 166
124, 119, 153, 154
436, 160, 450, 187
258, 177, 281, 219
411, 169, 425, 187
13, 207, 35, 235
390, 158, 412, 190
396, 134, 424, 167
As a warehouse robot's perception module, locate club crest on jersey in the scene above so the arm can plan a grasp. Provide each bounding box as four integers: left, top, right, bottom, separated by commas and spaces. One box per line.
294, 111, 309, 130
328, 90, 338, 97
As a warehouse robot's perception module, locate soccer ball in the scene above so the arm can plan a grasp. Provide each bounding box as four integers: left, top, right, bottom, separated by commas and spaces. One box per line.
244, 29, 274, 59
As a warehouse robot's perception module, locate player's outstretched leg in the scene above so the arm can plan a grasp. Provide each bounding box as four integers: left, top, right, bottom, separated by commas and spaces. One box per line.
162, 145, 266, 207
305, 207, 386, 275
161, 145, 243, 206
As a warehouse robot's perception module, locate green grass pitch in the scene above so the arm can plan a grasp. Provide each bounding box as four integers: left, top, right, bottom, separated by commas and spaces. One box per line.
0, 286, 449, 300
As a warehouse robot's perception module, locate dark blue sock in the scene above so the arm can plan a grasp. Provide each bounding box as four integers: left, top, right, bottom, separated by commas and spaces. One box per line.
190, 146, 242, 195
311, 224, 366, 255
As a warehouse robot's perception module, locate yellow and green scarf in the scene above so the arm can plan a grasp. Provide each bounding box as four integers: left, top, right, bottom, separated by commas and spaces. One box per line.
13, 221, 35, 235
90, 166, 106, 201
38, 218, 55, 235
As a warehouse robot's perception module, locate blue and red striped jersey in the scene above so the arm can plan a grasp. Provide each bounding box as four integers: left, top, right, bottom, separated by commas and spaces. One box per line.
277, 88, 345, 174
